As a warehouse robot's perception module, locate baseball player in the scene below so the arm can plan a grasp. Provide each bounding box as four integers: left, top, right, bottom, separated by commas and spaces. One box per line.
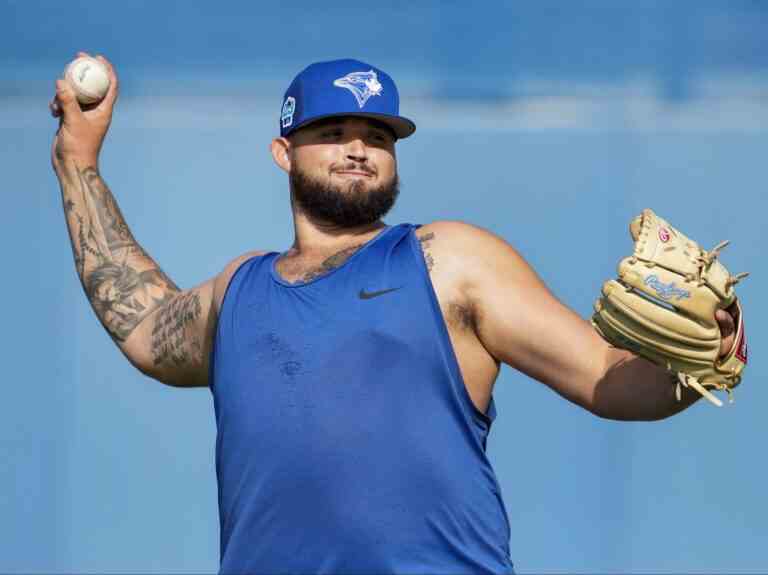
51, 54, 746, 574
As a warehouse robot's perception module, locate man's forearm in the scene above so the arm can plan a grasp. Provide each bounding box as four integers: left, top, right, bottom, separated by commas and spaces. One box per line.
56, 159, 179, 343
592, 348, 702, 421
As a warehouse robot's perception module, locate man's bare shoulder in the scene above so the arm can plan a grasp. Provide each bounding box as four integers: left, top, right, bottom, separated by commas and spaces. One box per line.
212, 250, 269, 310
417, 219, 512, 245
416, 220, 525, 273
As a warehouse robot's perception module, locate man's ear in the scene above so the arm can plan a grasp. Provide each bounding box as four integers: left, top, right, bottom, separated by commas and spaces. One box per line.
271, 137, 291, 173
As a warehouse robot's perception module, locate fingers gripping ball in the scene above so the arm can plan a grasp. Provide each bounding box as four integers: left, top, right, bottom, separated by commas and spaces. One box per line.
64, 56, 110, 105
592, 209, 749, 407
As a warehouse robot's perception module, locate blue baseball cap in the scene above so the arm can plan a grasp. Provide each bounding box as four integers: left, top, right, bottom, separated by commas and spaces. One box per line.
279, 59, 416, 140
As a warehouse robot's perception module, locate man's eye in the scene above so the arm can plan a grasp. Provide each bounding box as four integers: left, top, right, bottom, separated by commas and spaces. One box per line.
321, 130, 342, 138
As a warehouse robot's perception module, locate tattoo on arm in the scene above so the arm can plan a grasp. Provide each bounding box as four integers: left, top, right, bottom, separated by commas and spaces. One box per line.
150, 291, 204, 368
417, 232, 435, 273
60, 164, 178, 342
79, 167, 135, 251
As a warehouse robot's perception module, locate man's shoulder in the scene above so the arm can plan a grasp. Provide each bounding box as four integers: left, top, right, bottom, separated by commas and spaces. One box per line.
414, 220, 529, 288
222, 250, 270, 275
212, 250, 269, 311
415, 220, 512, 256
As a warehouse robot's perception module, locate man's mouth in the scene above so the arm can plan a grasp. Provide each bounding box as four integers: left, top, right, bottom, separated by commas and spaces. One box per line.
334, 170, 374, 177
332, 165, 376, 178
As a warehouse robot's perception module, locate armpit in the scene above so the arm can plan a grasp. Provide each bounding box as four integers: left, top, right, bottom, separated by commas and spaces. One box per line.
445, 301, 477, 333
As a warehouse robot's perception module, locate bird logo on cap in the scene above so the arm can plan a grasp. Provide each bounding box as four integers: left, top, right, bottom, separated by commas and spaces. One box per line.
333, 70, 383, 108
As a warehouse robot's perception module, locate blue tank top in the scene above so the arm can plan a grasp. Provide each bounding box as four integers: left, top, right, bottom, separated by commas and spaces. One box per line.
210, 223, 514, 574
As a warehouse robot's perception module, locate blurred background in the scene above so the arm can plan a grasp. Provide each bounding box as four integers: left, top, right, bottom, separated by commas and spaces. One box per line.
1, 0, 766, 572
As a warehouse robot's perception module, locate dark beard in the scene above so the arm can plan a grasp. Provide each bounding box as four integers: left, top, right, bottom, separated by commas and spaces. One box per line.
290, 167, 400, 228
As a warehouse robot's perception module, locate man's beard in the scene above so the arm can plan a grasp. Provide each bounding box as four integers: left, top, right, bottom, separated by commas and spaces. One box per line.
290, 166, 400, 228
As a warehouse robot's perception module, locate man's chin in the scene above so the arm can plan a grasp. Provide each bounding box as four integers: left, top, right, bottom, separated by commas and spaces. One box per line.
343, 178, 378, 196
290, 168, 400, 228
331, 173, 376, 190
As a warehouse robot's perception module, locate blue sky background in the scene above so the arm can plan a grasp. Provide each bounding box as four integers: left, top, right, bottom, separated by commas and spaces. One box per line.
1, 1, 766, 572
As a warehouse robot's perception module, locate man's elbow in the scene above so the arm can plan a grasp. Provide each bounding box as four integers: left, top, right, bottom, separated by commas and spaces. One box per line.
588, 399, 676, 422
119, 346, 206, 388
588, 358, 691, 422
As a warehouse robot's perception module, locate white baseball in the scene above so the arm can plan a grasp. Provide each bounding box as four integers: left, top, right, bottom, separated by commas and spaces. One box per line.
64, 56, 111, 105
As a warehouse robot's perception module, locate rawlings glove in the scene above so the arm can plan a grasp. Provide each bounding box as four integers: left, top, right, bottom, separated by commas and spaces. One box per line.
592, 209, 748, 407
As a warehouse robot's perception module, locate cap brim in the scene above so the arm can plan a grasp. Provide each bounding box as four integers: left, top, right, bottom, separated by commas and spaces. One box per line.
289, 112, 416, 140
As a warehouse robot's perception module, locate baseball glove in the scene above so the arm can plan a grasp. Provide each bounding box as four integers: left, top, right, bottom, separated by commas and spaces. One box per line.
592, 209, 748, 407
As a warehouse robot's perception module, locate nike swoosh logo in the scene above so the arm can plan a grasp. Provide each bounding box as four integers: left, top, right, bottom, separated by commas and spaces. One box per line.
358, 287, 402, 300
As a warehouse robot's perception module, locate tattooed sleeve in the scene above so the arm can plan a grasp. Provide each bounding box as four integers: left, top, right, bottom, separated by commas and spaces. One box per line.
59, 163, 179, 343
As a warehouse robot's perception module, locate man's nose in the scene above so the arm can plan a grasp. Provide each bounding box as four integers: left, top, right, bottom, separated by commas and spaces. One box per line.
345, 137, 368, 162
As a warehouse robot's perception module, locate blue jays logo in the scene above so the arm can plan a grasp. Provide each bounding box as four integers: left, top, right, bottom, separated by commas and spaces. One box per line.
281, 96, 296, 128
333, 70, 383, 108
644, 275, 691, 301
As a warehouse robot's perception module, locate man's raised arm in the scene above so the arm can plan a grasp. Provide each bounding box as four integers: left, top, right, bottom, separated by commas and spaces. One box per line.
51, 54, 215, 387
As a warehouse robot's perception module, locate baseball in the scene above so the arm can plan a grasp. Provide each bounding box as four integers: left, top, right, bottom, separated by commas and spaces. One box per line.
64, 56, 110, 105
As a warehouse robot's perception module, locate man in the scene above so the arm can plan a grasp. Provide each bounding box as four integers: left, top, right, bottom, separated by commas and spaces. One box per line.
51, 55, 739, 573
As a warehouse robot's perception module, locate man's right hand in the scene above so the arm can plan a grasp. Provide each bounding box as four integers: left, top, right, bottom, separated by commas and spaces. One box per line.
51, 52, 119, 171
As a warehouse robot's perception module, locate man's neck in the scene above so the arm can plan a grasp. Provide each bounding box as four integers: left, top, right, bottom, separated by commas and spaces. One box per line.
288, 208, 386, 258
